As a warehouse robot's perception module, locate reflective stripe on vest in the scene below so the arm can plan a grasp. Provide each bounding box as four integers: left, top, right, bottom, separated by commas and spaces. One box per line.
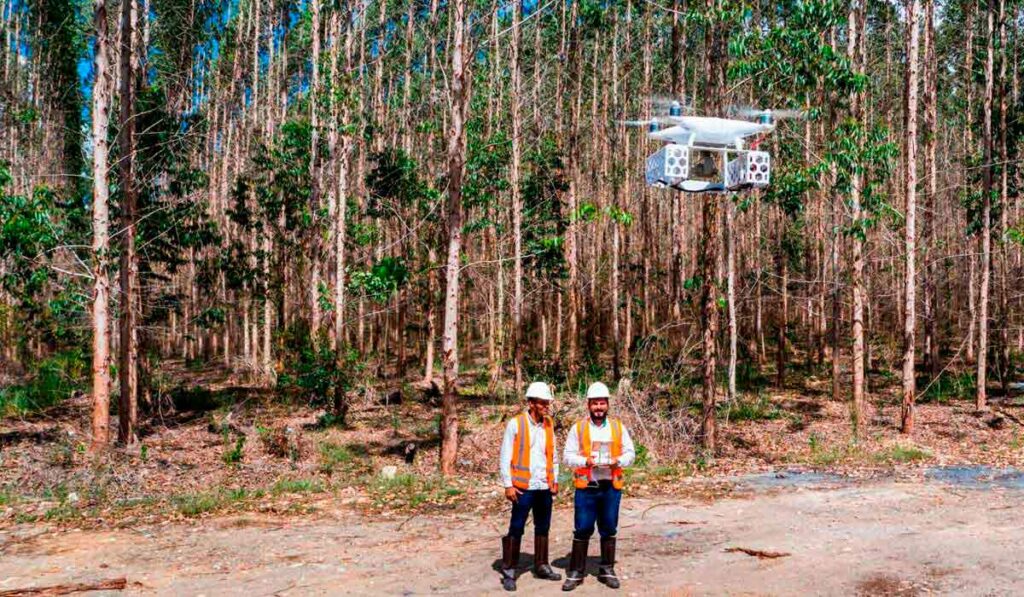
509, 412, 557, 490
573, 418, 624, 490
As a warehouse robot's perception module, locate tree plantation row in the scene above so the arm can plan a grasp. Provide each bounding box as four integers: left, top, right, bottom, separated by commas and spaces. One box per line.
0, 0, 1021, 472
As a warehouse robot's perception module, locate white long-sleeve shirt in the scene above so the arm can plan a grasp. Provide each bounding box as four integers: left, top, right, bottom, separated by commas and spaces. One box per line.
563, 418, 636, 481
499, 412, 559, 490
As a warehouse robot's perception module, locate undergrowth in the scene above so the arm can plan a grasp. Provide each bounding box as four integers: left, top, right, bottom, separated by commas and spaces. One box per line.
0, 350, 85, 416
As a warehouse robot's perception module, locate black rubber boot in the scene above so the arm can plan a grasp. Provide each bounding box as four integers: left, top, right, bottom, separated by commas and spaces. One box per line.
598, 536, 620, 589
501, 535, 521, 591
532, 535, 562, 581
561, 538, 589, 591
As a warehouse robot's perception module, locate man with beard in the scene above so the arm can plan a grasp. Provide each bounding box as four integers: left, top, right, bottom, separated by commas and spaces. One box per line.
561, 382, 636, 591
498, 381, 562, 591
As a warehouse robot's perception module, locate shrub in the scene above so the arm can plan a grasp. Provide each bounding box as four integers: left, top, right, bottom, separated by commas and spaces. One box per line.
222, 434, 246, 465
319, 442, 355, 474
258, 425, 303, 460
719, 394, 782, 422
0, 350, 86, 416
920, 372, 975, 404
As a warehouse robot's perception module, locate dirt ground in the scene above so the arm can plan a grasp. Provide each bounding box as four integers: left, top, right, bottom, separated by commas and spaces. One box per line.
2, 472, 1023, 596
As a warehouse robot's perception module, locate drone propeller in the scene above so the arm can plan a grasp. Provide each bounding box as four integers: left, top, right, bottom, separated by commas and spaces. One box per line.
619, 119, 656, 127
648, 95, 695, 111
729, 106, 808, 120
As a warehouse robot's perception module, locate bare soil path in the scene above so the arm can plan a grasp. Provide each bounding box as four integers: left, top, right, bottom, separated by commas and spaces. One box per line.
1, 473, 1022, 596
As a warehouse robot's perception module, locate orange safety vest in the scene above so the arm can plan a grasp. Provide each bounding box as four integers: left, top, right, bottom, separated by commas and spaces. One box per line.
509, 412, 557, 491
573, 418, 625, 490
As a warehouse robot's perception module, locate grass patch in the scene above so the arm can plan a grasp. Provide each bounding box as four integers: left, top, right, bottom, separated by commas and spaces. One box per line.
874, 444, 931, 464
272, 478, 322, 495
0, 488, 15, 507
413, 414, 441, 437
44, 503, 81, 522
226, 487, 264, 501
370, 473, 463, 508
806, 433, 850, 466
719, 395, 782, 422
319, 442, 356, 474
171, 492, 225, 517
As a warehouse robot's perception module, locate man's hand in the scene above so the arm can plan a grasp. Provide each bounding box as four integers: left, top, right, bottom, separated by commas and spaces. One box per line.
550, 484, 559, 496
505, 487, 522, 503
585, 455, 596, 467
610, 458, 620, 467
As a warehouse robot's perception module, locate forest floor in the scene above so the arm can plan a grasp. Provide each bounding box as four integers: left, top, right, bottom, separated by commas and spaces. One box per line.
2, 361, 1024, 593
2, 471, 1024, 595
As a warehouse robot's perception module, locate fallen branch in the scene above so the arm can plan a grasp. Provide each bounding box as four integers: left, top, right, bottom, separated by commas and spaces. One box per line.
0, 578, 127, 596
724, 547, 790, 559
640, 502, 677, 519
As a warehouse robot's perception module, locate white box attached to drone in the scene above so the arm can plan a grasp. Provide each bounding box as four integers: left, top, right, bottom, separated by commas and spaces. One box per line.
726, 150, 770, 190
645, 143, 689, 188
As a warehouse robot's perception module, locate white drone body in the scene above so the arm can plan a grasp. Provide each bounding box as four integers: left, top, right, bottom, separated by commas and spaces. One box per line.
628, 102, 793, 193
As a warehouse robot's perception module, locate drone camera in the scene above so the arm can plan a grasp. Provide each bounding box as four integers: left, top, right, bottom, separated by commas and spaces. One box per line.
645, 143, 689, 187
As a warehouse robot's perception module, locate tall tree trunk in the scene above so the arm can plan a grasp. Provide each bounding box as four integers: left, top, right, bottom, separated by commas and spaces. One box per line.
89, 0, 113, 453
900, 0, 921, 434
117, 0, 139, 446
922, 0, 939, 382
309, 0, 322, 346
996, 0, 1009, 396
510, 0, 524, 392
849, 0, 866, 435
700, 0, 724, 451
977, 0, 994, 410
964, 0, 977, 364
440, 0, 468, 476
726, 200, 737, 402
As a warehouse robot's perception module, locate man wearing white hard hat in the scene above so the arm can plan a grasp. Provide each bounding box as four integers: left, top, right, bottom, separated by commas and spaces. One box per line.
561, 381, 636, 591
497, 381, 561, 591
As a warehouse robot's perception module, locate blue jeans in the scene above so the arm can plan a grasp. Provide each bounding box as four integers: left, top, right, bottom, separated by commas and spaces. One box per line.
507, 489, 553, 538
573, 482, 622, 540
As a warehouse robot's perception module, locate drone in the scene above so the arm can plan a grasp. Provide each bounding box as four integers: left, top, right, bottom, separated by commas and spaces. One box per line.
624, 99, 804, 193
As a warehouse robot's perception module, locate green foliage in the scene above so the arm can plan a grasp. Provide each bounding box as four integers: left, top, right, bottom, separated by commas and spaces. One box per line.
319, 442, 357, 474
277, 323, 361, 414
349, 257, 410, 303
172, 492, 225, 517
719, 394, 782, 422
370, 473, 462, 508
874, 444, 931, 464
272, 478, 322, 495
521, 134, 569, 279
462, 126, 511, 231
920, 373, 975, 404
222, 434, 246, 465
729, 0, 862, 102
0, 179, 82, 349
0, 350, 87, 417
807, 433, 848, 466
366, 149, 436, 218
634, 443, 650, 468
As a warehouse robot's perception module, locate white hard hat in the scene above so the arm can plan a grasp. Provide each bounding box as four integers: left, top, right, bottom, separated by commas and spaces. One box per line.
525, 381, 554, 401
586, 382, 611, 400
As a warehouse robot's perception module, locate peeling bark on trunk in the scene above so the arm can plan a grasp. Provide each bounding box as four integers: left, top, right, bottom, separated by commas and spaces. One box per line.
90, 0, 113, 453
900, 0, 921, 434
440, 0, 468, 476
